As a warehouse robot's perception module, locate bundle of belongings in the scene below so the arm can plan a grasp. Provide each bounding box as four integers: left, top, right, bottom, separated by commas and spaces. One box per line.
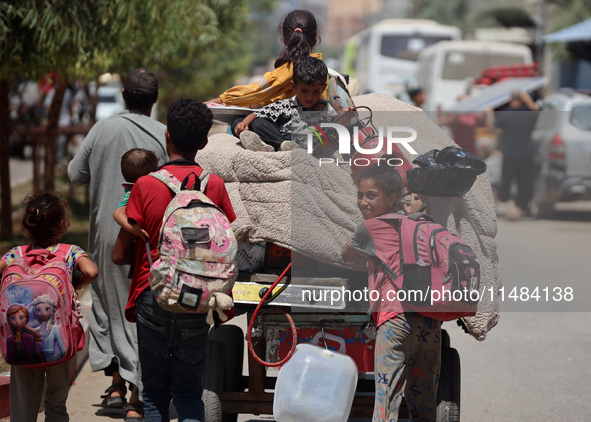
199, 93, 501, 341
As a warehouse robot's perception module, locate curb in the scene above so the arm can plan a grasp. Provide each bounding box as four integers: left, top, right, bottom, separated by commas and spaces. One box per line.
0, 288, 92, 418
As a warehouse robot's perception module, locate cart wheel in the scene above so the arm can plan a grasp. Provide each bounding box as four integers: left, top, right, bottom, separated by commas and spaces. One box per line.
203, 339, 225, 422
436, 347, 461, 422
441, 329, 450, 349
210, 325, 245, 393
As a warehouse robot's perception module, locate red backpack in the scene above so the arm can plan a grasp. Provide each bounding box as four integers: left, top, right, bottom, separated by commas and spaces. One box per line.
353, 213, 480, 322
0, 244, 84, 368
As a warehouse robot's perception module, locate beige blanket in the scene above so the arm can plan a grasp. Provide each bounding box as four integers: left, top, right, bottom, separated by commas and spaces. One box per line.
199, 93, 501, 341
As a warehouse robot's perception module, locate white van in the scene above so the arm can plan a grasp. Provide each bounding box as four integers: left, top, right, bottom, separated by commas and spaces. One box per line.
416, 40, 533, 111
341, 19, 461, 98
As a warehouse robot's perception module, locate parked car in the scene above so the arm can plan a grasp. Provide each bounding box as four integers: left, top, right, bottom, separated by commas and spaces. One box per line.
530, 89, 591, 218
95, 85, 125, 120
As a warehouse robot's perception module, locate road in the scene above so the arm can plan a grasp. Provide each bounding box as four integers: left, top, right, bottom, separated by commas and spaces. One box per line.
4, 199, 590, 421
237, 203, 591, 422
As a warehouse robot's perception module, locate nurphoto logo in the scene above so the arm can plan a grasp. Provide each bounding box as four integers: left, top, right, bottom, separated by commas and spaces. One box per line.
305, 122, 418, 167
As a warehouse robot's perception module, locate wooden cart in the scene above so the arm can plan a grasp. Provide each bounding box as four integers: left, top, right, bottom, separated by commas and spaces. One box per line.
202, 271, 461, 422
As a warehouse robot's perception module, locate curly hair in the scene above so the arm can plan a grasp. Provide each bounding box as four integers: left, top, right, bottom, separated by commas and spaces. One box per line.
21, 191, 70, 248
293, 56, 328, 86
166, 98, 213, 154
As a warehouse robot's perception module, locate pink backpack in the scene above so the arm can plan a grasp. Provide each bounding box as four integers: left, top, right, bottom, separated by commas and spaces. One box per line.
355, 213, 480, 322
0, 244, 84, 368
147, 170, 238, 314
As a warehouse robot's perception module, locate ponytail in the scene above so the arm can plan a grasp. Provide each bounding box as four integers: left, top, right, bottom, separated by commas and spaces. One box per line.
21, 191, 70, 247
274, 10, 319, 69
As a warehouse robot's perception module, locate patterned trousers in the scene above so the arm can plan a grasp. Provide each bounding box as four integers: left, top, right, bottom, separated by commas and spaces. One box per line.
373, 313, 441, 422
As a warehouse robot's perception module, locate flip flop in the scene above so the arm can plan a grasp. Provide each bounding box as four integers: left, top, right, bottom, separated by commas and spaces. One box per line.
100, 383, 128, 408
124, 402, 145, 422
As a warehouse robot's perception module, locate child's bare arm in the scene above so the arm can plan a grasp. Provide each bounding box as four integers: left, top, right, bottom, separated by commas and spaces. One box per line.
74, 256, 98, 289
112, 228, 136, 266
341, 235, 360, 262
339, 106, 356, 127
113, 206, 148, 239
234, 113, 257, 136
0, 260, 7, 276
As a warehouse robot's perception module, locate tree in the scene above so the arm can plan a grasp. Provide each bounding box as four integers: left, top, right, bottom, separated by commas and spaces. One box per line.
0, 0, 263, 238
410, 0, 469, 30
546, 0, 591, 62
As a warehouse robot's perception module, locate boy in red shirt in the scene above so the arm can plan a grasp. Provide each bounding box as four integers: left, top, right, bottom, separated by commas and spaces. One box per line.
113, 98, 236, 421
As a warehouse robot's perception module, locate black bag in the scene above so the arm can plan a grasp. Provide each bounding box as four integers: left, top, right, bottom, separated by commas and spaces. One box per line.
406, 146, 487, 196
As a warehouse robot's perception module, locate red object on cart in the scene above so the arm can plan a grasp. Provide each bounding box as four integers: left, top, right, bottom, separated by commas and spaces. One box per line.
475, 62, 539, 85
276, 327, 375, 372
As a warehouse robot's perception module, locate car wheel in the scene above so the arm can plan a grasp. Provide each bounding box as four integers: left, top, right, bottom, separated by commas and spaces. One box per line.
530, 175, 554, 219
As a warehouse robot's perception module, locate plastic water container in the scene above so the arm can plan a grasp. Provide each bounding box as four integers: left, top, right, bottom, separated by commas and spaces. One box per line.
273, 333, 358, 422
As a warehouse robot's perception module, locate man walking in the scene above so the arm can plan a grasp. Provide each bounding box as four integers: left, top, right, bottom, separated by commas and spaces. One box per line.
68, 68, 167, 421
490, 90, 539, 220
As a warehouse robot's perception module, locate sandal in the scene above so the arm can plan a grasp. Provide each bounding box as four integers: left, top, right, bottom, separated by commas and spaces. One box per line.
124, 402, 145, 422
100, 383, 128, 408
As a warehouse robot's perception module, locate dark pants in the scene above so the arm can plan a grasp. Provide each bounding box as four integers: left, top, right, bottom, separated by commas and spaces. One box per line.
136, 290, 209, 422
231, 116, 286, 151
499, 155, 536, 211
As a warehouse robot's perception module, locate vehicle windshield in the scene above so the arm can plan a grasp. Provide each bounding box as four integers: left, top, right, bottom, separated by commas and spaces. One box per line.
442, 51, 525, 80
99, 95, 117, 103
570, 103, 591, 131
381, 35, 452, 61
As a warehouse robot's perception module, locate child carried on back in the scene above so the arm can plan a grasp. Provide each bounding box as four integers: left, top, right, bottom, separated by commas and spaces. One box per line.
113, 148, 159, 239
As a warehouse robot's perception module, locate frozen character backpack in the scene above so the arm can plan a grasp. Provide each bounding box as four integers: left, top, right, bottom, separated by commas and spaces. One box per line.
353, 213, 480, 322
0, 244, 84, 368
147, 169, 238, 323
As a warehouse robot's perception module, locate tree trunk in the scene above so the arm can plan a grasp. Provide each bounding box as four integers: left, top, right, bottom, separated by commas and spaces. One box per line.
44, 75, 68, 191
0, 79, 13, 239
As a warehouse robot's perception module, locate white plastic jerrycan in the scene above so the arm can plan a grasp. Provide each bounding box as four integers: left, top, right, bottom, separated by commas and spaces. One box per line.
273, 332, 358, 422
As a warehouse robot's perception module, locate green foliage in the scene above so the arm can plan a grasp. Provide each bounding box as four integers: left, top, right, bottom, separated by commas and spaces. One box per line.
547, 0, 591, 62
0, 0, 268, 90
548, 0, 591, 32
410, 0, 468, 30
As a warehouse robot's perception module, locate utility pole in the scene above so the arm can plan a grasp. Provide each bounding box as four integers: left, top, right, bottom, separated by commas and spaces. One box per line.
535, 0, 548, 74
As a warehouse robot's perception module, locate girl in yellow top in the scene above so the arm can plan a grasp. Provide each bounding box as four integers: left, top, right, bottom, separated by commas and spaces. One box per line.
209, 9, 329, 109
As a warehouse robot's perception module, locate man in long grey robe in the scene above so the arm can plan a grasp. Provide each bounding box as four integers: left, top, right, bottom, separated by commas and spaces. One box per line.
68, 68, 167, 418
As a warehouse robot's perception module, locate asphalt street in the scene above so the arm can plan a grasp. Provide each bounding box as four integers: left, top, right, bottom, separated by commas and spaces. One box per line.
5, 159, 591, 420
236, 205, 591, 422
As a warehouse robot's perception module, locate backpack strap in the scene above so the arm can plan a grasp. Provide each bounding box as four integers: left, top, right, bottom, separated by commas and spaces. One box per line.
150, 170, 182, 194
151, 169, 210, 193
54, 243, 74, 257
199, 170, 210, 192
408, 212, 434, 222
355, 255, 400, 341
20, 244, 74, 267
